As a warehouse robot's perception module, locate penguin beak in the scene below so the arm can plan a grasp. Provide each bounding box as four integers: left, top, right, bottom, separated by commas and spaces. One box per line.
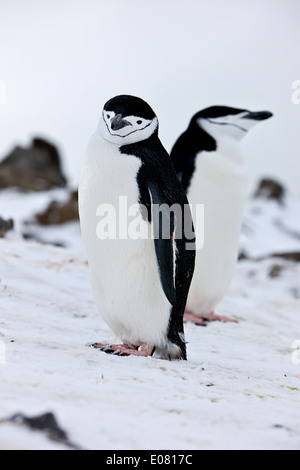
111, 114, 132, 131
242, 110, 273, 121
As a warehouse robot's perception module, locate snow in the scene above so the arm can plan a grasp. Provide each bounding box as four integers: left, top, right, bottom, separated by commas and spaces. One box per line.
241, 193, 300, 258
0, 422, 69, 450
0, 188, 300, 450
0, 188, 82, 250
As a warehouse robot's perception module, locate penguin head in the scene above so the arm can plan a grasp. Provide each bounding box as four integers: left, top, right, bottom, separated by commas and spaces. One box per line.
193, 106, 273, 142
99, 95, 159, 145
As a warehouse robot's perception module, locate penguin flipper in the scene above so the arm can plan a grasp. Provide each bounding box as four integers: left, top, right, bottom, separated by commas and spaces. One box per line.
146, 179, 177, 307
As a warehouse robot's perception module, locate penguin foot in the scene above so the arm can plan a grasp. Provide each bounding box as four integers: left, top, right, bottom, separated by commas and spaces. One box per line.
183, 311, 237, 326
91, 342, 154, 357
183, 311, 207, 326
204, 312, 237, 323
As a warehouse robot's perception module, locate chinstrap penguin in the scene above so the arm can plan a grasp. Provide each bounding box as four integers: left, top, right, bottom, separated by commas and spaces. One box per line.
170, 106, 273, 325
79, 95, 195, 359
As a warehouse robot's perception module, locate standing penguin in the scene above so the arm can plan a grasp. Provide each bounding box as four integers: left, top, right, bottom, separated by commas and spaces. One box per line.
79, 95, 195, 359
170, 106, 273, 325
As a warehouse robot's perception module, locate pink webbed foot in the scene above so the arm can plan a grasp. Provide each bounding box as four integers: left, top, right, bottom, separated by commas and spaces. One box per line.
204, 312, 237, 323
184, 311, 237, 326
183, 311, 207, 326
91, 342, 154, 357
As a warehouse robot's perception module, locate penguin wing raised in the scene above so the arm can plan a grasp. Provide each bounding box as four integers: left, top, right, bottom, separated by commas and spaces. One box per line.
145, 178, 177, 307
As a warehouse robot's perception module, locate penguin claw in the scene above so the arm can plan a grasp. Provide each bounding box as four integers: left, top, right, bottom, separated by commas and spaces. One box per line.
98, 344, 122, 354
88, 342, 103, 348
89, 342, 110, 350
102, 346, 116, 354
90, 342, 153, 357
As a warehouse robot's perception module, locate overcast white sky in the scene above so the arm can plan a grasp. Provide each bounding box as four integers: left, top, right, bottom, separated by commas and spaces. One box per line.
0, 0, 299, 194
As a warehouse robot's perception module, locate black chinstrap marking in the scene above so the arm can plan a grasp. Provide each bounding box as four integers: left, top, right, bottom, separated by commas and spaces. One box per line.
103, 112, 155, 139
206, 118, 248, 133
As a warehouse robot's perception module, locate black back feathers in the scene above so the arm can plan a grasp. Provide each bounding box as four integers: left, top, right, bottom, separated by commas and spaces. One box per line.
192, 105, 246, 120
170, 113, 217, 191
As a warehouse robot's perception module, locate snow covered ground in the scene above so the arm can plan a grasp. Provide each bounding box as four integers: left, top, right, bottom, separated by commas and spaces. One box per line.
0, 189, 300, 450
241, 192, 300, 259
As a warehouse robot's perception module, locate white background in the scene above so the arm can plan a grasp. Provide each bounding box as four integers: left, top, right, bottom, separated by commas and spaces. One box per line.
0, 0, 299, 193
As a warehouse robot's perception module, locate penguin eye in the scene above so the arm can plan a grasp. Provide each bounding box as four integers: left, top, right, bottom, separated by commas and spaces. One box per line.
137, 120, 142, 125
107, 114, 111, 119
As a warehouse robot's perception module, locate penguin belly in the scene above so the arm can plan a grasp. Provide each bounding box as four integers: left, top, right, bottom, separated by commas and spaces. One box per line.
79, 135, 171, 349
186, 150, 248, 314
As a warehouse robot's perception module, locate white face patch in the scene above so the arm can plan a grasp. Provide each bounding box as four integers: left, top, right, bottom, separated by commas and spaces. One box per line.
198, 111, 259, 142
99, 110, 158, 146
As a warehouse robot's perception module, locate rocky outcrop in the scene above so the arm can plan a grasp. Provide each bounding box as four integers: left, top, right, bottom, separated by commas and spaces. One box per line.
271, 252, 300, 262
36, 191, 79, 225
0, 138, 67, 192
0, 217, 14, 238
253, 178, 286, 203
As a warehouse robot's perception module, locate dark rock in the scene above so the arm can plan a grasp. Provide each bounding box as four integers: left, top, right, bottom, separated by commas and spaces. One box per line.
269, 264, 283, 278
272, 252, 300, 262
0, 137, 67, 192
10, 412, 68, 442
253, 178, 286, 203
238, 251, 250, 261
239, 251, 300, 263
4, 412, 82, 449
0, 217, 14, 238
36, 190, 79, 225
